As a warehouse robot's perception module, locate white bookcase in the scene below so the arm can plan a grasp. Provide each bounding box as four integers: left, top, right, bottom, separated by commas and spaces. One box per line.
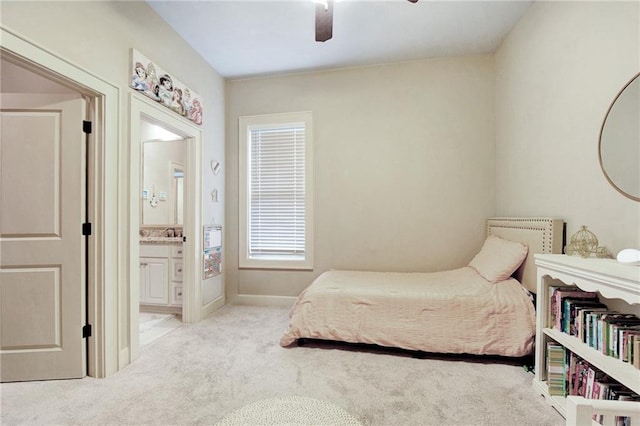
533, 254, 640, 418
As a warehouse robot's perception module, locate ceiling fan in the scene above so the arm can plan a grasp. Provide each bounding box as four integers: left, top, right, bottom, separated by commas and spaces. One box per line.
315, 0, 418, 42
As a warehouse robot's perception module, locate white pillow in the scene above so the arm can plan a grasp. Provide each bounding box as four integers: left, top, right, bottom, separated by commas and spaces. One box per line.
469, 235, 528, 283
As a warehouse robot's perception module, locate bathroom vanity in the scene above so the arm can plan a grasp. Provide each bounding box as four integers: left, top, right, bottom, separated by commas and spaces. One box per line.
140, 232, 183, 313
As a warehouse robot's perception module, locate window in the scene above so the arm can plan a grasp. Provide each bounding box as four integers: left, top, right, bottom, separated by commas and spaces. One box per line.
239, 112, 313, 269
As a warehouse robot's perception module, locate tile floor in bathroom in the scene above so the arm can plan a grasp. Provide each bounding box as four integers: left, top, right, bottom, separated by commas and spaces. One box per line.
139, 312, 182, 347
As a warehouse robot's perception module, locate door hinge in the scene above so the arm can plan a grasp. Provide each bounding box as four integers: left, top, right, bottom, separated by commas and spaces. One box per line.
82, 222, 92, 236
183, 236, 186, 242
82, 120, 92, 134
82, 324, 92, 338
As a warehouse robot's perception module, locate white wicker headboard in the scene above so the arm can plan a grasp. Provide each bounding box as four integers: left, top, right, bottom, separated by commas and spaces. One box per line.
486, 217, 564, 293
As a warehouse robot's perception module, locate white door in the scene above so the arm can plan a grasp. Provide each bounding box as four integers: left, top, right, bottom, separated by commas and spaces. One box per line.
0, 94, 86, 382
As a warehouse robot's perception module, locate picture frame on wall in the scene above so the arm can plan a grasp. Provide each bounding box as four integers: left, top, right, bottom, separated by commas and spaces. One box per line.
130, 48, 203, 125
202, 225, 222, 279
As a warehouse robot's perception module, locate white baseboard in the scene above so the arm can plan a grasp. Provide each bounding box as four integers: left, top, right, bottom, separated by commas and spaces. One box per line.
201, 295, 225, 318
230, 294, 297, 307
139, 304, 182, 315
119, 347, 130, 370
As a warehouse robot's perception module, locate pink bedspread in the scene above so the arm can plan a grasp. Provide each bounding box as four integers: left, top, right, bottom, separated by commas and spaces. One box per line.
280, 267, 536, 357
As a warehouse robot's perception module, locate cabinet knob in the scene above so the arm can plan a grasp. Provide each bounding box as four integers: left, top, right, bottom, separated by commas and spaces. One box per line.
177, 268, 183, 273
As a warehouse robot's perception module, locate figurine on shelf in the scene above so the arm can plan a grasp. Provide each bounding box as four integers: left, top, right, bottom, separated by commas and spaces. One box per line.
564, 226, 613, 258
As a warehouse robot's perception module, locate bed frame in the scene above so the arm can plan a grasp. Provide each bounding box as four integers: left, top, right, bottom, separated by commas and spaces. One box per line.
486, 217, 565, 294
282, 216, 566, 356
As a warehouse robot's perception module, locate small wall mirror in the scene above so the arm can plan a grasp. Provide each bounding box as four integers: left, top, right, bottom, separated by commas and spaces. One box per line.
172, 163, 184, 225
599, 72, 640, 202
141, 119, 186, 225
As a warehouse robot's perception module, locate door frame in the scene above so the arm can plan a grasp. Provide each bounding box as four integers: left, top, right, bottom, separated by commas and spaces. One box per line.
1, 27, 120, 377
128, 93, 203, 361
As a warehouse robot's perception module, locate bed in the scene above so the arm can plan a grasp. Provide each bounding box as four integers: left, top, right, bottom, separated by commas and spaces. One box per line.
280, 217, 564, 357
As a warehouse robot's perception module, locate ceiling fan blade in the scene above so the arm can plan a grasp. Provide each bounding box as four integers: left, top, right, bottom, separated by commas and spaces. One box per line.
407, 0, 418, 3
315, 0, 333, 42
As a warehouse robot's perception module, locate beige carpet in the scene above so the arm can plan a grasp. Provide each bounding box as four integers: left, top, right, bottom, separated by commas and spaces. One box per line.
1, 305, 564, 425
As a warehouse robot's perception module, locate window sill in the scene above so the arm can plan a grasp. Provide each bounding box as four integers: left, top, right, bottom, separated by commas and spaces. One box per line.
239, 258, 313, 271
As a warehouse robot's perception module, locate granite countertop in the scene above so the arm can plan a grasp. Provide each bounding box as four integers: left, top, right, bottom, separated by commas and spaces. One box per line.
140, 237, 183, 245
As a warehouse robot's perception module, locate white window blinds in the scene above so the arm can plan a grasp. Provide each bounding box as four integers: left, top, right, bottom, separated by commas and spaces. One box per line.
248, 124, 306, 260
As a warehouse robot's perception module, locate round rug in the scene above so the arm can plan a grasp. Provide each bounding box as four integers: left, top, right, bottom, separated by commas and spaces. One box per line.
215, 396, 362, 426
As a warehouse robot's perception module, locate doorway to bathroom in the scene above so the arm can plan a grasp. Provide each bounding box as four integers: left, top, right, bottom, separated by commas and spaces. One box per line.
129, 93, 204, 361
138, 117, 186, 348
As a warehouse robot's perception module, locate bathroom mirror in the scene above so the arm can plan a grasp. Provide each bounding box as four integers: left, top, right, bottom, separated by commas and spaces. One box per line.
599, 72, 640, 202
141, 120, 186, 225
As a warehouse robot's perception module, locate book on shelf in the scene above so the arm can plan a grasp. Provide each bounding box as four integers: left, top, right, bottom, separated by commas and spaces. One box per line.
623, 331, 640, 364
587, 311, 618, 349
549, 285, 575, 329
567, 351, 578, 395
566, 300, 607, 337
590, 380, 607, 423
609, 321, 640, 358
559, 352, 640, 425
550, 287, 598, 331
576, 305, 608, 342
598, 314, 639, 355
547, 342, 566, 396
584, 366, 597, 399
548, 287, 640, 370
591, 381, 607, 423
572, 356, 589, 397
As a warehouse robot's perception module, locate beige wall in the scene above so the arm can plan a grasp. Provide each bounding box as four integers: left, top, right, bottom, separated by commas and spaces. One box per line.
6, 1, 635, 314
495, 1, 640, 253
1, 1, 225, 355
226, 55, 496, 300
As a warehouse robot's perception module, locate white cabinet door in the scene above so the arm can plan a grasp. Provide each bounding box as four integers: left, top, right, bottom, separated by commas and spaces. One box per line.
170, 245, 183, 306
140, 257, 169, 305
171, 259, 184, 282
170, 282, 183, 306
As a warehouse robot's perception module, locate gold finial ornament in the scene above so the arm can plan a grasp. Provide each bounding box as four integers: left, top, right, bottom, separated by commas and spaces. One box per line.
565, 226, 612, 258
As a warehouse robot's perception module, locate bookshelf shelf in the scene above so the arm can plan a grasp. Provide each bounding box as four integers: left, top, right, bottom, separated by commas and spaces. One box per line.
543, 328, 640, 394
533, 254, 640, 418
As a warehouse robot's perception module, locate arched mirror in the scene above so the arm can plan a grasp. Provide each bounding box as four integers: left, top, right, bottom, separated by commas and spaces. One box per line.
599, 72, 640, 202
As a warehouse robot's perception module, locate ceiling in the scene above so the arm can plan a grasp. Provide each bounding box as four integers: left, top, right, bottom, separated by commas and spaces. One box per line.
147, 0, 534, 80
